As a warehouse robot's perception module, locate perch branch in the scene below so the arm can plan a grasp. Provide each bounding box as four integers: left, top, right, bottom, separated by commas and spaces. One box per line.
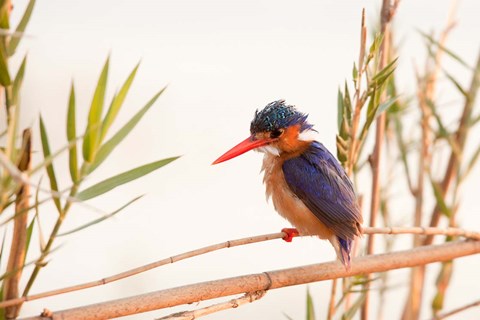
18, 240, 480, 320
0, 227, 478, 310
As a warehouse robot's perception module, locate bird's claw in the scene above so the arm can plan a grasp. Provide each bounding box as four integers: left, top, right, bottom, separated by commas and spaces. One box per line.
281, 228, 299, 242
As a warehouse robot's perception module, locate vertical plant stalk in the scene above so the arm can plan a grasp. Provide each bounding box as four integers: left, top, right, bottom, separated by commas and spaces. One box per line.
424, 55, 480, 245
4, 128, 31, 319
21, 176, 82, 298
348, 9, 367, 176
402, 6, 457, 318
405, 48, 480, 320
362, 1, 398, 319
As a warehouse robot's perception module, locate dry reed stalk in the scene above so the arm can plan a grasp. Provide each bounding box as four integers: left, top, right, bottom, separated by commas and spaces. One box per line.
402, 4, 458, 318
4, 129, 32, 319
362, 1, 399, 319
0, 227, 477, 310
156, 291, 266, 320
18, 240, 480, 320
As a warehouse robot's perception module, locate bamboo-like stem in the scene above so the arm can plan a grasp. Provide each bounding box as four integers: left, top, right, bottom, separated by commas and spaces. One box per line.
0, 232, 286, 309
156, 291, 266, 320
433, 299, 480, 320
402, 6, 457, 318
424, 47, 480, 246
4, 129, 31, 319
348, 8, 367, 176
0, 227, 478, 310
326, 276, 337, 320
332, 10, 368, 319
363, 1, 397, 319
18, 240, 480, 320
22, 162, 87, 298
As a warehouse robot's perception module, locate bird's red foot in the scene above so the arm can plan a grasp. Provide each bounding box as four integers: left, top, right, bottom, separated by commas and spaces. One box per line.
281, 228, 299, 242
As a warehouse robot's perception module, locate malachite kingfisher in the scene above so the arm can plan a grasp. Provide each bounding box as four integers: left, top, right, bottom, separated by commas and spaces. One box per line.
212, 100, 363, 268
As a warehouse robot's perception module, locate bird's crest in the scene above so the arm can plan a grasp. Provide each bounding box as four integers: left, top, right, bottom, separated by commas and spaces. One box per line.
250, 100, 313, 134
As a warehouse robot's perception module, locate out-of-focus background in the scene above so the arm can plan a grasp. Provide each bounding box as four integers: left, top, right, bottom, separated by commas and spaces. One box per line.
7, 0, 479, 319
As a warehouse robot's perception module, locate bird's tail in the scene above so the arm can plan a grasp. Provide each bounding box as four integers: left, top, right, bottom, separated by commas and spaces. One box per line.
336, 237, 352, 270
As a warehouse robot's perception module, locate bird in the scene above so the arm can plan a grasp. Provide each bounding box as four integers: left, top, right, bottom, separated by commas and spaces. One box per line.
212, 100, 363, 269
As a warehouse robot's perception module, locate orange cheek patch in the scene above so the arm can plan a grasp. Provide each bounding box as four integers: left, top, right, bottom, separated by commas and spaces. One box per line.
278, 124, 308, 153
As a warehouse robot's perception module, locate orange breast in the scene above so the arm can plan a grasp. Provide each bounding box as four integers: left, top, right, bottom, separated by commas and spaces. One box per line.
262, 154, 334, 240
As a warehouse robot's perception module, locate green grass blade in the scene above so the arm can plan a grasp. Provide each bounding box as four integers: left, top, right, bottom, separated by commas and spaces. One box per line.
39, 116, 62, 213
0, 231, 6, 268
12, 55, 26, 106
372, 57, 398, 86
432, 260, 453, 314
306, 287, 315, 320
419, 30, 471, 70
341, 292, 366, 320
375, 95, 399, 118
7, 0, 36, 56
462, 142, 480, 180
83, 56, 109, 162
100, 62, 140, 142
67, 83, 79, 182
443, 69, 468, 98
337, 87, 344, 130
58, 195, 143, 236
77, 156, 179, 201
24, 216, 35, 264
429, 175, 452, 218
89, 86, 167, 173
282, 314, 294, 320
0, 40, 10, 86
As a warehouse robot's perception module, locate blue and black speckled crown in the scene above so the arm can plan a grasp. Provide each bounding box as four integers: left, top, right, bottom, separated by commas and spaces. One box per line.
250, 100, 313, 134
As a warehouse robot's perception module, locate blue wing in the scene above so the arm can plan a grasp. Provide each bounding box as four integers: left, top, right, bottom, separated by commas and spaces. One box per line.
282, 141, 362, 241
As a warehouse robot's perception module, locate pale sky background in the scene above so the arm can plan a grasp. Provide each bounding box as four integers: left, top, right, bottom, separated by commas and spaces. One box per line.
5, 0, 480, 319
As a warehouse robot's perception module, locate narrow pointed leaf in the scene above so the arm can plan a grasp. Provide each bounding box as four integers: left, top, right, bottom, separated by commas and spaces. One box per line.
342, 292, 366, 320
0, 232, 6, 268
375, 95, 399, 118
419, 30, 471, 70
344, 81, 352, 121
429, 175, 452, 218
77, 156, 179, 201
7, 0, 36, 56
0, 45, 10, 85
352, 62, 358, 82
89, 86, 167, 173
432, 261, 453, 313
39, 116, 61, 213
67, 83, 78, 182
100, 62, 140, 142
23, 216, 35, 265
58, 195, 143, 236
12, 55, 26, 106
306, 288, 315, 320
372, 58, 398, 85
443, 69, 468, 98
34, 177, 46, 251
337, 87, 344, 130
283, 314, 294, 320
369, 33, 383, 56
462, 142, 480, 180
83, 57, 109, 162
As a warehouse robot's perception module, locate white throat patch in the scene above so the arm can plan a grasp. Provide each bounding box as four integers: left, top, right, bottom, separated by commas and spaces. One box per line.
298, 129, 318, 142
257, 145, 280, 156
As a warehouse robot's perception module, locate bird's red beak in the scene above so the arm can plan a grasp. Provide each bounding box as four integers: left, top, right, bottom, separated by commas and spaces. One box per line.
212, 136, 272, 165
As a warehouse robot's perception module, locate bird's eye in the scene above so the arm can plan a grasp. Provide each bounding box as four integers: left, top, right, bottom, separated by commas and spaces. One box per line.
270, 129, 284, 139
